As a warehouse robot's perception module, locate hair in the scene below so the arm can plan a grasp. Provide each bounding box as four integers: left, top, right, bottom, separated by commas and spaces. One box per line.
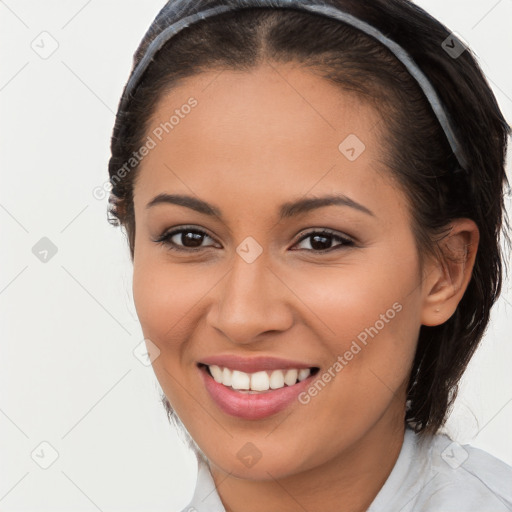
107, 0, 510, 438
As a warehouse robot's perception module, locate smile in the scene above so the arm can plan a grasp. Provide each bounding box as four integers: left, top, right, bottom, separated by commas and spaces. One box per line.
205, 364, 314, 392
198, 361, 320, 420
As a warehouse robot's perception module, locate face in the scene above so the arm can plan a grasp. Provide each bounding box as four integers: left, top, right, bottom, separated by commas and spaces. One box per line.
132, 63, 430, 479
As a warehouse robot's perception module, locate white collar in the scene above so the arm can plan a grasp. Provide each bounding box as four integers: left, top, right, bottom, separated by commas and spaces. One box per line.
181, 428, 512, 512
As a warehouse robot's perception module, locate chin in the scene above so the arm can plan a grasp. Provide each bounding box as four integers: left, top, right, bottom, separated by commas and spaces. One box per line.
203, 438, 321, 481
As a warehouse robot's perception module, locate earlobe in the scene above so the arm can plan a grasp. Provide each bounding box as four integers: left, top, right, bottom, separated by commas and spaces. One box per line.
420, 219, 479, 327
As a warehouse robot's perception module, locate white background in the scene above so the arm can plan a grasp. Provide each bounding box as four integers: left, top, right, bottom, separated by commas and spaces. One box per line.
1, 1, 511, 510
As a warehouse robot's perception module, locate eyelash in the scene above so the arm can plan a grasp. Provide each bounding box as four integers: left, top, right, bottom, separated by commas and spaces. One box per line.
153, 225, 355, 254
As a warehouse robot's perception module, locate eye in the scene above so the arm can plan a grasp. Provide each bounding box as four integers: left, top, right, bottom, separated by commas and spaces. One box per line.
292, 229, 354, 253
153, 226, 220, 252
153, 226, 354, 254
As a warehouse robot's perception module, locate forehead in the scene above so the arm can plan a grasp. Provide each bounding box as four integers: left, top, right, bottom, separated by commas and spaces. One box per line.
133, 64, 405, 219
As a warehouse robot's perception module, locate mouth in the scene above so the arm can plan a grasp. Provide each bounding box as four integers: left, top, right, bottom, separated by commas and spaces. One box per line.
198, 363, 320, 393
197, 362, 320, 420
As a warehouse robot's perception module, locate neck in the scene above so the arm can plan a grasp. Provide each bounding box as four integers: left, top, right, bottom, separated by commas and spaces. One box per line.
209, 416, 406, 512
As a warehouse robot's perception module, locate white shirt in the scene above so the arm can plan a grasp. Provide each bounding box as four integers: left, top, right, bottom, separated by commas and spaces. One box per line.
180, 428, 512, 511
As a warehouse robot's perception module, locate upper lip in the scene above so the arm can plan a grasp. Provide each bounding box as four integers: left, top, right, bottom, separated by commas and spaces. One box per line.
199, 354, 317, 373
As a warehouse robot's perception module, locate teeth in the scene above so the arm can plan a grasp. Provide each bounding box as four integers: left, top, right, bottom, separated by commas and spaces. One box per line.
222, 367, 232, 387
207, 365, 312, 391
231, 370, 250, 390
284, 369, 298, 386
269, 369, 285, 389
209, 365, 223, 383
298, 368, 311, 381
250, 371, 270, 391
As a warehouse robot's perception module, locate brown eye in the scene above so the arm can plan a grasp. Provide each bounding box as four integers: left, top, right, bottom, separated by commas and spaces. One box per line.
172, 230, 206, 248
154, 226, 219, 252
293, 230, 354, 252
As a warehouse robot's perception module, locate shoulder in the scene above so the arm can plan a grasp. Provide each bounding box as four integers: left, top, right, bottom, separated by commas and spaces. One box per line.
178, 429, 512, 512
422, 432, 512, 511
369, 428, 512, 512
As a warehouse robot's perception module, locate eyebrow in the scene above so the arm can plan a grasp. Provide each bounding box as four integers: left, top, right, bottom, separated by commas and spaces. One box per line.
146, 193, 375, 219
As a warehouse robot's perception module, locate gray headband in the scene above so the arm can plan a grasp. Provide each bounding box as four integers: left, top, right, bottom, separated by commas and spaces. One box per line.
122, 0, 469, 172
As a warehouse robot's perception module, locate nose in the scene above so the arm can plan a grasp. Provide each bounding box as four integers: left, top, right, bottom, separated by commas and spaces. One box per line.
206, 249, 294, 345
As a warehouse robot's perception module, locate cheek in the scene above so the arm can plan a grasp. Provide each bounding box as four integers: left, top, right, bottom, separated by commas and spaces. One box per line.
132, 251, 226, 369
132, 254, 200, 346
286, 247, 421, 390
287, 248, 418, 331
131, 257, 206, 406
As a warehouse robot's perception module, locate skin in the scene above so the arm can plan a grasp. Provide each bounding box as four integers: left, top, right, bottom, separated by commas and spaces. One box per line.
131, 63, 479, 512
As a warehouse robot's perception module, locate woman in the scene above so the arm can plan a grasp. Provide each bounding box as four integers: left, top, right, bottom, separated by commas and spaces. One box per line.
107, 0, 512, 510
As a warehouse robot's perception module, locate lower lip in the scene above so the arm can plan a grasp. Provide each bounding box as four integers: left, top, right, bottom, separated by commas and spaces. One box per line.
199, 365, 316, 420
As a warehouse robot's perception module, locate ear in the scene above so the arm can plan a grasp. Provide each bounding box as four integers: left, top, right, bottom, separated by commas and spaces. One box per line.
421, 219, 479, 327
